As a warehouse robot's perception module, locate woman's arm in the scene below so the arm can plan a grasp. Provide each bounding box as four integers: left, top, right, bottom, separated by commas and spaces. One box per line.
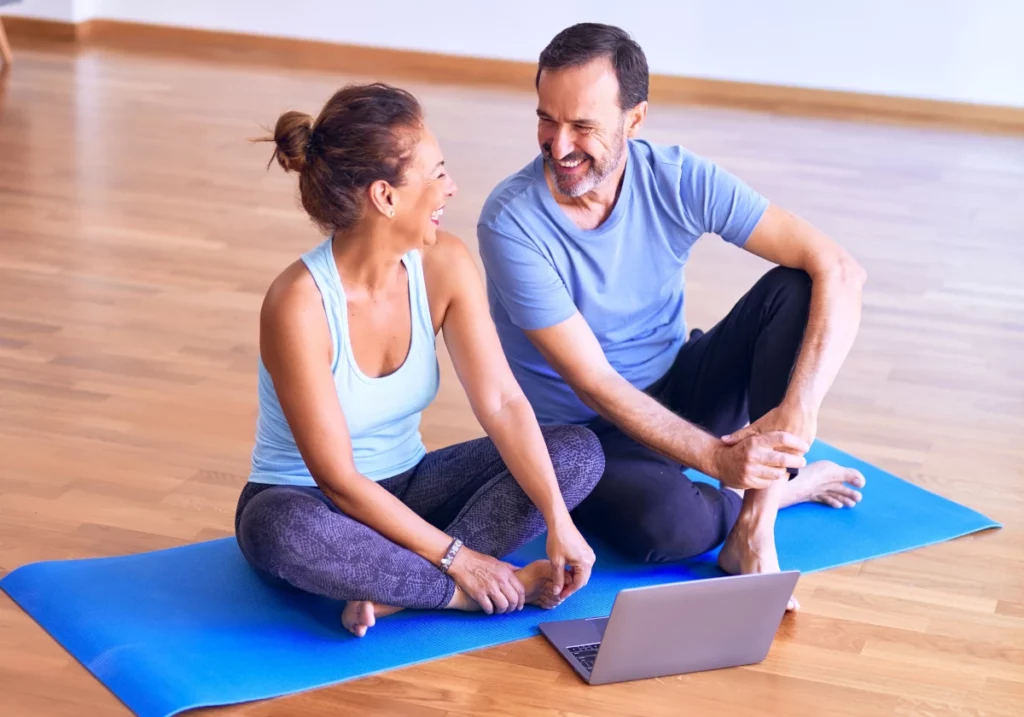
258, 263, 523, 613
427, 234, 596, 598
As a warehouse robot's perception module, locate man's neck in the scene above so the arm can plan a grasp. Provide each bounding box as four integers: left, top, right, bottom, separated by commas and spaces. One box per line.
547, 153, 628, 231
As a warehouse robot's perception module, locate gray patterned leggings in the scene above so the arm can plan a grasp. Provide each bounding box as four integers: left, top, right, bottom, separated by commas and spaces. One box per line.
234, 425, 605, 610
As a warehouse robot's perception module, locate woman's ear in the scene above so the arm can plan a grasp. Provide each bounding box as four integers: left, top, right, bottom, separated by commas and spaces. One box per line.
368, 180, 397, 218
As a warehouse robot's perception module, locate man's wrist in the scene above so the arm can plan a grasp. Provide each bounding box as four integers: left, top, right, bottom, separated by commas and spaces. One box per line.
782, 392, 819, 422
700, 436, 727, 483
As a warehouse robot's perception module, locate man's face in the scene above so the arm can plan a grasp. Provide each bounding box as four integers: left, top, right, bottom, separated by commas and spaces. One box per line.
536, 57, 633, 198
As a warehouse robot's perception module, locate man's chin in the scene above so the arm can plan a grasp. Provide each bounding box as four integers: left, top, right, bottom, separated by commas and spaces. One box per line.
553, 178, 591, 198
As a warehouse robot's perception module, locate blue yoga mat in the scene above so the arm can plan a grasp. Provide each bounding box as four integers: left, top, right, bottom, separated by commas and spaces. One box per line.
1, 441, 999, 717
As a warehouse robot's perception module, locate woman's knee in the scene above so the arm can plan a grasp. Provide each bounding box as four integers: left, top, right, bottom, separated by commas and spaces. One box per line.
236, 487, 321, 575
540, 424, 606, 505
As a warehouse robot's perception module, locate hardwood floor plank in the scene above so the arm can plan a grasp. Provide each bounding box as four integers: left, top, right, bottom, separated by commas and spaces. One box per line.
1, 39, 1021, 717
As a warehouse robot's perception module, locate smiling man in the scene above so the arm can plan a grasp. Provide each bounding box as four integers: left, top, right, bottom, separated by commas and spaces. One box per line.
477, 23, 867, 607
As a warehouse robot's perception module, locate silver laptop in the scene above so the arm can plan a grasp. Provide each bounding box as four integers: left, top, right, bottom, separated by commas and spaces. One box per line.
538, 570, 799, 685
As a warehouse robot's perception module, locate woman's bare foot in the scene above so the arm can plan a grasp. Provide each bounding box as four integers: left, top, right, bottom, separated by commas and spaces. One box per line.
781, 460, 866, 509
447, 559, 561, 611
341, 600, 404, 637
516, 559, 562, 609
717, 521, 799, 612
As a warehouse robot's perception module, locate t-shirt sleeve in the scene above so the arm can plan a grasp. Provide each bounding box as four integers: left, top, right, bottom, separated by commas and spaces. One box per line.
680, 152, 769, 247
477, 223, 577, 332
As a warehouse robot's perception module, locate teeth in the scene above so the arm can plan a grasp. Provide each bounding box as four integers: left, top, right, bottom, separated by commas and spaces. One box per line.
558, 158, 583, 168
430, 208, 444, 221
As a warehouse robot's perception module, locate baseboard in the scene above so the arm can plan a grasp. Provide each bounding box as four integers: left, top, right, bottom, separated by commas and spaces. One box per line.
2, 16, 81, 43
5, 16, 1024, 135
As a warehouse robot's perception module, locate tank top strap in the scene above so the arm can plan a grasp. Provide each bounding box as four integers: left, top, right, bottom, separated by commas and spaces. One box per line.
403, 249, 436, 342
299, 238, 344, 371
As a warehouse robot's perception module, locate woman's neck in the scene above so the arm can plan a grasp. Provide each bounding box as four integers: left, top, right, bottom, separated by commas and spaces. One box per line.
331, 225, 409, 296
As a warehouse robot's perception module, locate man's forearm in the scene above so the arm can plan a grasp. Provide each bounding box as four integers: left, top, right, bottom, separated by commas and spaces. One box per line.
783, 257, 866, 415
581, 377, 723, 478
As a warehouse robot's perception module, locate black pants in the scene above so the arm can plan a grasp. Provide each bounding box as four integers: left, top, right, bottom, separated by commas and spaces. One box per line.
571, 267, 813, 563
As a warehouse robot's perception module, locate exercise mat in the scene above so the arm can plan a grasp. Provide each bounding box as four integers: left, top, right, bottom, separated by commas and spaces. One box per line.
0, 441, 999, 717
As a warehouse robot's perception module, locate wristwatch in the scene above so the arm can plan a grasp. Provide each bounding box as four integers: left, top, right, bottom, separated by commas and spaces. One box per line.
439, 537, 463, 574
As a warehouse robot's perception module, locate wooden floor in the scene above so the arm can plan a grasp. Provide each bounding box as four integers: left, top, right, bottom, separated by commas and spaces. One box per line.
1, 41, 1023, 717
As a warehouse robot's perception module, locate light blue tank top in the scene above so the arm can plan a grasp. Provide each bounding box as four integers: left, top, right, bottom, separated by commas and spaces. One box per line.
248, 237, 440, 486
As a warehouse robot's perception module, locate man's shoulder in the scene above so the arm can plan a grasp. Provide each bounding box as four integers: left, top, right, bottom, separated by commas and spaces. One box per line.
630, 138, 706, 178
478, 155, 547, 239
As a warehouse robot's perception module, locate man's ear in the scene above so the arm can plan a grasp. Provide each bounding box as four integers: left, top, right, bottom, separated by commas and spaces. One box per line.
625, 101, 648, 137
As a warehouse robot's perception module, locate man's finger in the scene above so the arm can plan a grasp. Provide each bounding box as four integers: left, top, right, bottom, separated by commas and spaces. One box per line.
765, 431, 811, 454
476, 592, 494, 615
762, 449, 807, 470
722, 425, 755, 445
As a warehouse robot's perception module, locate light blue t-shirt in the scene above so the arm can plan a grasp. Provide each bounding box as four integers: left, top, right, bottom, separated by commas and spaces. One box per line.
477, 139, 769, 425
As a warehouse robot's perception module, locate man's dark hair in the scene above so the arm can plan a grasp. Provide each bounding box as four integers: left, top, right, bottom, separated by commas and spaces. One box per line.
536, 23, 649, 109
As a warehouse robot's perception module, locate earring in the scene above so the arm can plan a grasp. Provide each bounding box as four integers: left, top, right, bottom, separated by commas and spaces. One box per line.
389, 209, 395, 217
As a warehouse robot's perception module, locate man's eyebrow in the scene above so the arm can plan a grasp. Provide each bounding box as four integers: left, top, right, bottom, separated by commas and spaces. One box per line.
536, 109, 597, 125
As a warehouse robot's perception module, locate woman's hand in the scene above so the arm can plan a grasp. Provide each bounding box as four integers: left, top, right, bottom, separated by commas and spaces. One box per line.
545, 517, 596, 604
446, 547, 525, 615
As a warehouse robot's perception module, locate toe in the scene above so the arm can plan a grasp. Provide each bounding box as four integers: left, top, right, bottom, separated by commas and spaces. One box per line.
836, 485, 863, 504
845, 469, 867, 488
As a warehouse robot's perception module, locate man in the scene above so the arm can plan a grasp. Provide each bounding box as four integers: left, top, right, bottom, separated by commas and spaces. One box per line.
477, 23, 868, 609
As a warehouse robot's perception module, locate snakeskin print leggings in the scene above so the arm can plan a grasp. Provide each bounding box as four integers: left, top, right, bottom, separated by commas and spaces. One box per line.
234, 424, 605, 610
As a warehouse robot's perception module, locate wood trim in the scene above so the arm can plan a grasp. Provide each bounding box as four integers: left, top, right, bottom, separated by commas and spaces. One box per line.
1, 16, 81, 43
5, 16, 1024, 134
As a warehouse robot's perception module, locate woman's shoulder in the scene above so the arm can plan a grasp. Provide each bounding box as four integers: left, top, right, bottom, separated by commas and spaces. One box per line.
260, 259, 324, 336
420, 231, 480, 328
421, 230, 477, 283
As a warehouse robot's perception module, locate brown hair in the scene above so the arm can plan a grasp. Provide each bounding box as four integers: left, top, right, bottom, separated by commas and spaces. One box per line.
262, 83, 423, 233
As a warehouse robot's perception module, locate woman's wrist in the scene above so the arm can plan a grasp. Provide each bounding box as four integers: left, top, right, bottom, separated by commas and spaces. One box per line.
544, 504, 574, 531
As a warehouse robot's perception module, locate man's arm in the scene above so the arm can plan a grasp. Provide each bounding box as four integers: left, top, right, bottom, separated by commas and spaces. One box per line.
478, 220, 806, 491
525, 314, 807, 489
727, 204, 866, 443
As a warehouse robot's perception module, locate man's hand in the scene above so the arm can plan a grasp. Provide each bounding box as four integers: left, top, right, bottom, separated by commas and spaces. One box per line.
722, 400, 818, 449
712, 431, 810, 490
446, 547, 525, 615
544, 517, 596, 606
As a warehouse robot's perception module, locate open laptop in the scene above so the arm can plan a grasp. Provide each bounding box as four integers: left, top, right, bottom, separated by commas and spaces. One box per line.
538, 570, 799, 685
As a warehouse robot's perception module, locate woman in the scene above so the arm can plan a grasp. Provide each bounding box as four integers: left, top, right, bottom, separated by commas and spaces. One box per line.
236, 83, 605, 638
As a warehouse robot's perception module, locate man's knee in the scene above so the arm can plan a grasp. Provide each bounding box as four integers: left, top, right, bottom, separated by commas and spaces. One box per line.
629, 505, 723, 563
541, 424, 606, 509
760, 266, 812, 311
620, 482, 739, 564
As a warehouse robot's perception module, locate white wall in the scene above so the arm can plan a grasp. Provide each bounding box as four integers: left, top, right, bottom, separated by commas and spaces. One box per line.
11, 0, 1024, 108
2, 0, 77, 22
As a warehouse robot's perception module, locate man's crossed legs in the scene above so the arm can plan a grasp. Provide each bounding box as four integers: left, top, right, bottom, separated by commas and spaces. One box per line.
572, 267, 865, 601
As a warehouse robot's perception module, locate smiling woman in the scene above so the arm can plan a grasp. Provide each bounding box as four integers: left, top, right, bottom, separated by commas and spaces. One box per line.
237, 83, 606, 637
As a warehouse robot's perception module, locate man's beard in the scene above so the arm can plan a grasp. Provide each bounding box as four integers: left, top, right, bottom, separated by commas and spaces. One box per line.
542, 128, 626, 198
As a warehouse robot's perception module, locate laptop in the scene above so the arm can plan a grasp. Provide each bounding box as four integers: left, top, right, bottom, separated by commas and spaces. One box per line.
538, 570, 799, 685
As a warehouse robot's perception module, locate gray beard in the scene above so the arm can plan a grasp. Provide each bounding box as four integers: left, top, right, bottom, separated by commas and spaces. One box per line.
546, 133, 626, 198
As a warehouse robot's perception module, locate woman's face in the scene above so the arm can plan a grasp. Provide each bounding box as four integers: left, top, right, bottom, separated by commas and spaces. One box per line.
392, 125, 457, 247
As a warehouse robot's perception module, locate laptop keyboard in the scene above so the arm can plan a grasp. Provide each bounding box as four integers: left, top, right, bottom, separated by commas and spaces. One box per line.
568, 642, 601, 673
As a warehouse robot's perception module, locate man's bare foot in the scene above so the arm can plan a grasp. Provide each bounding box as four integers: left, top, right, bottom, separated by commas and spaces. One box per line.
718, 521, 799, 612
781, 460, 866, 509
341, 600, 404, 637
